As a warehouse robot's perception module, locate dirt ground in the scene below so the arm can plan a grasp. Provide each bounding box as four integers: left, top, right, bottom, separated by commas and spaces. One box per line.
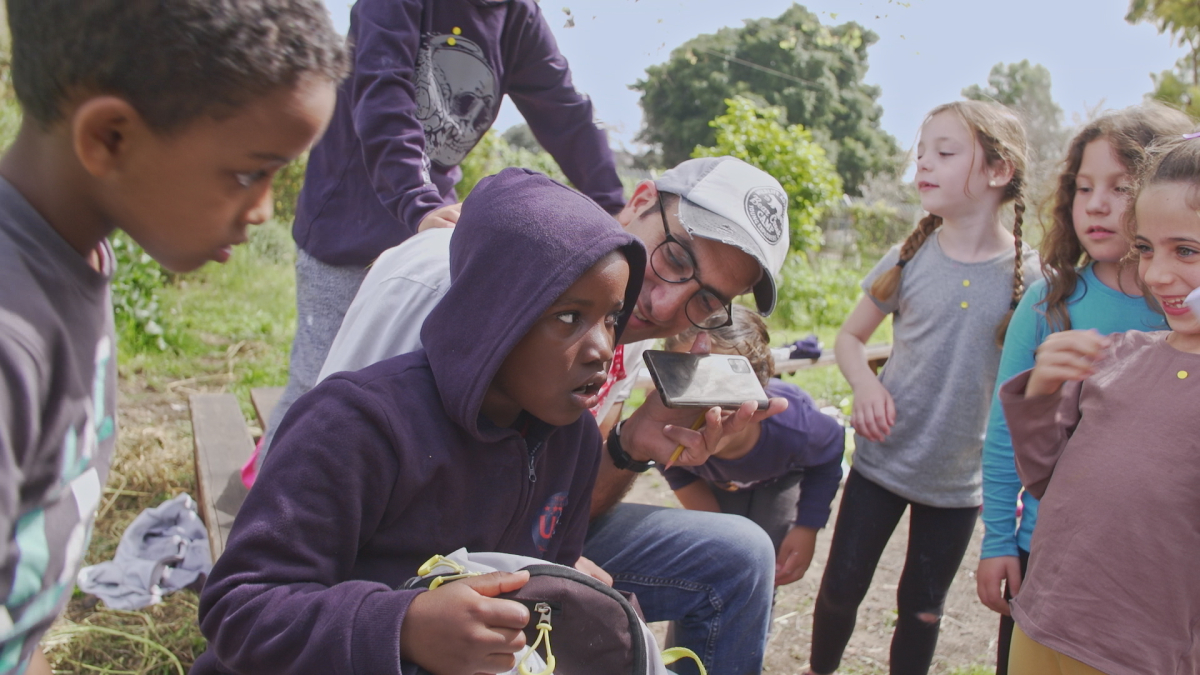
624, 473, 999, 675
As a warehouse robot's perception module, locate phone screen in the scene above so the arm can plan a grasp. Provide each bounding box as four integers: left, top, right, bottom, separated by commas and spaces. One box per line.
642, 350, 770, 410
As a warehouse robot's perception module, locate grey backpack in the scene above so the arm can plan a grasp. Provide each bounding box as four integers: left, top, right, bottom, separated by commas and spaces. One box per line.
403, 550, 705, 675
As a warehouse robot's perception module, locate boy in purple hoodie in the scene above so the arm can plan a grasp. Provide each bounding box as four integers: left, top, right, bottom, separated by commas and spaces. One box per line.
192, 168, 645, 675
261, 0, 625, 454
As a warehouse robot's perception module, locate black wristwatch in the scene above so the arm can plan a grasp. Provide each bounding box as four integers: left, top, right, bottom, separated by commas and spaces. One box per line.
607, 420, 655, 473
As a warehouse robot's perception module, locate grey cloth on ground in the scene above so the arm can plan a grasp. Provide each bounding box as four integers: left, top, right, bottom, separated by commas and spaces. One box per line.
76, 493, 211, 610
711, 473, 802, 553
260, 249, 370, 462
853, 232, 1040, 508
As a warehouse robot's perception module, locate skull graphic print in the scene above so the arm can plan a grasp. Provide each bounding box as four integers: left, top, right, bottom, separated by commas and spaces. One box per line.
414, 33, 498, 169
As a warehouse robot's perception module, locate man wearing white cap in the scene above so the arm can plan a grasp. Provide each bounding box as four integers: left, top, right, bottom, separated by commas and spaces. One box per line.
311, 156, 793, 674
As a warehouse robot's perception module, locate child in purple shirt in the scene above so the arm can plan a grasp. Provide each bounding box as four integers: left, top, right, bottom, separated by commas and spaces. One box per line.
660, 306, 844, 586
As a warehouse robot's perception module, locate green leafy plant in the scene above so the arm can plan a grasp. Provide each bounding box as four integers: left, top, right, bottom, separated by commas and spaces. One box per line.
270, 153, 308, 226
110, 233, 171, 352
633, 4, 900, 193
693, 96, 842, 255
771, 254, 863, 333
848, 199, 913, 258
458, 129, 568, 198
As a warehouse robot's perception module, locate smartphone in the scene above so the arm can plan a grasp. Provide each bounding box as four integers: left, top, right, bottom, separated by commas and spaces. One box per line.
642, 350, 770, 410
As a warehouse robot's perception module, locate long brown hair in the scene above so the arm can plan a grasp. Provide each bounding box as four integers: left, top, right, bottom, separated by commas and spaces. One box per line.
870, 100, 1029, 344
1039, 103, 1193, 331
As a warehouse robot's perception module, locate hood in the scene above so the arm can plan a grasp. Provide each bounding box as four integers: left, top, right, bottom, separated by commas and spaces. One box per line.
422, 168, 645, 439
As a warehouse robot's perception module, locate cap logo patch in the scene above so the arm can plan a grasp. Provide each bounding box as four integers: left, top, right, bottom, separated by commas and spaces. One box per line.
744, 187, 787, 244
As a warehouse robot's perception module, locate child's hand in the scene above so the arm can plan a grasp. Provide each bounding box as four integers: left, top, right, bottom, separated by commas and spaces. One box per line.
850, 379, 895, 442
975, 556, 1022, 616
775, 526, 818, 586
418, 202, 462, 231
624, 333, 789, 467
1026, 330, 1111, 398
401, 570, 531, 674
574, 556, 613, 586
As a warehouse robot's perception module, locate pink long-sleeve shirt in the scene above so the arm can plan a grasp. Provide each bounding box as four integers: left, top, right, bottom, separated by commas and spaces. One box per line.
1000, 330, 1200, 675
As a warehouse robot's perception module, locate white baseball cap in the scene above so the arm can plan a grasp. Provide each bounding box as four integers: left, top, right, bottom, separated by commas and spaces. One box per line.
654, 156, 790, 315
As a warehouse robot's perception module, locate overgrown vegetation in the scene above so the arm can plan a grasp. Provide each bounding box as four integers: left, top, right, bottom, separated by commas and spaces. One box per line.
694, 96, 842, 255
632, 3, 901, 193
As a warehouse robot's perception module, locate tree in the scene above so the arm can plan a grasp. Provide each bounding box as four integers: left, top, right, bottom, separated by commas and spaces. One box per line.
501, 123, 542, 153
962, 60, 1068, 167
694, 96, 842, 255
1127, 0, 1200, 118
963, 61, 1068, 217
633, 3, 899, 195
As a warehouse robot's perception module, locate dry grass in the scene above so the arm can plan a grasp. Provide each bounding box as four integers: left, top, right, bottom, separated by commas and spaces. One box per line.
42, 379, 208, 674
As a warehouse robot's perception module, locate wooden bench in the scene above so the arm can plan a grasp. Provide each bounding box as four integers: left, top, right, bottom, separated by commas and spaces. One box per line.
775, 342, 892, 375
189, 387, 284, 560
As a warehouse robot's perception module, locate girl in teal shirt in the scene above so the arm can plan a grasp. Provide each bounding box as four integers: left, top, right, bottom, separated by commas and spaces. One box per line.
977, 103, 1190, 675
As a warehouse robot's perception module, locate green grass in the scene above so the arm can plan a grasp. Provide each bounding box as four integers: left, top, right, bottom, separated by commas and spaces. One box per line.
775, 319, 893, 409
118, 219, 298, 420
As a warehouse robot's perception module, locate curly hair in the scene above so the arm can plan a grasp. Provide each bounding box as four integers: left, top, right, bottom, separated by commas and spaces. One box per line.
7, 0, 349, 132
870, 100, 1029, 345
663, 305, 774, 387
1038, 103, 1193, 331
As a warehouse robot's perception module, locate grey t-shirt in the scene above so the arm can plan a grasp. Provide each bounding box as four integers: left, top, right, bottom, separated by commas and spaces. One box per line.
853, 232, 1040, 508
0, 178, 116, 673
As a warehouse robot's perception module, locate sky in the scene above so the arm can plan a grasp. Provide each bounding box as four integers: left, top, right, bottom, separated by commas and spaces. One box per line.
321, 0, 1188, 156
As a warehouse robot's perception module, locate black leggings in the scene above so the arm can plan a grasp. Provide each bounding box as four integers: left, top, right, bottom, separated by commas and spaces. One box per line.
809, 469, 978, 675
994, 547, 1031, 675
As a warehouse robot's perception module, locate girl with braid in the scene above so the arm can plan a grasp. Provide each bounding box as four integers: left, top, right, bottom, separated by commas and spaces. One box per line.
975, 103, 1190, 675
804, 100, 1040, 675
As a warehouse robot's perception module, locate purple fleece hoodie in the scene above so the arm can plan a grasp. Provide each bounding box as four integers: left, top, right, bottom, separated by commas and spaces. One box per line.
293, 0, 625, 267
193, 169, 645, 675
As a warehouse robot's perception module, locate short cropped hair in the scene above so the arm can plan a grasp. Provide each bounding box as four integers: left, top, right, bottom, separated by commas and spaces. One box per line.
7, 0, 349, 132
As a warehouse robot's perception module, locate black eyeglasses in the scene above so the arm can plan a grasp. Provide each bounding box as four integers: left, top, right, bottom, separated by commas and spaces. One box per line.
650, 197, 734, 329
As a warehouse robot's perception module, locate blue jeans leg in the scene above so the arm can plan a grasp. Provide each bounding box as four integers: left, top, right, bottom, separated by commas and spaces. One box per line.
584, 503, 775, 675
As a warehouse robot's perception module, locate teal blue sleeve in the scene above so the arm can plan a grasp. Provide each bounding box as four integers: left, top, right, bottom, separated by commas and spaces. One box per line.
980, 282, 1046, 559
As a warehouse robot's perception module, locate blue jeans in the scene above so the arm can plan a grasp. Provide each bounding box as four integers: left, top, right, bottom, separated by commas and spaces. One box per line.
584, 503, 775, 675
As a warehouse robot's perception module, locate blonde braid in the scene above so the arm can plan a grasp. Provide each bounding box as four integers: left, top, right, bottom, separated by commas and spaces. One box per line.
869, 214, 941, 302
994, 197, 1026, 344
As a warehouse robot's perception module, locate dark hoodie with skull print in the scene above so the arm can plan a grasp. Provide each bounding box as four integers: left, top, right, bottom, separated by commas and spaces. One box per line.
293, 0, 625, 268
192, 169, 645, 675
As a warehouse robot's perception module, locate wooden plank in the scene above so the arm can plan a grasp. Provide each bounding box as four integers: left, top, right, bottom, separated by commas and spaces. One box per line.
776, 342, 892, 375
250, 386, 285, 434
190, 393, 253, 561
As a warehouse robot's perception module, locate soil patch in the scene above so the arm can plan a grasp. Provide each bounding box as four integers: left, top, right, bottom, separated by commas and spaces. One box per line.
624, 472, 998, 674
